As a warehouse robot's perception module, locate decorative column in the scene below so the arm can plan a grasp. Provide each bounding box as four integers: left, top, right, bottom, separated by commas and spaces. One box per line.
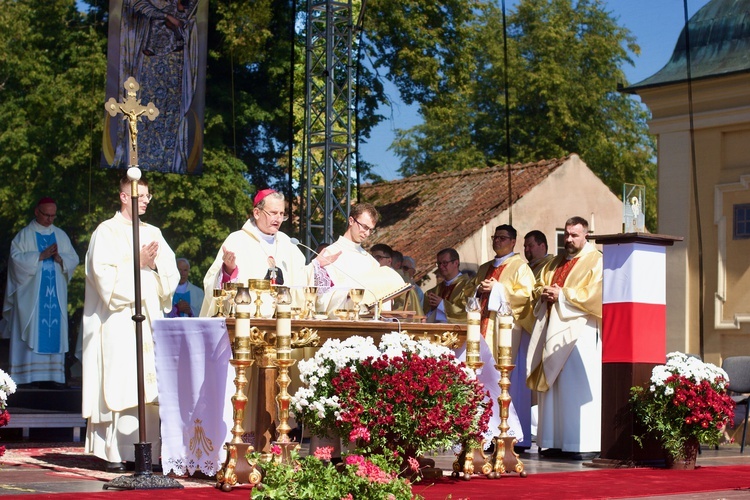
592, 233, 682, 465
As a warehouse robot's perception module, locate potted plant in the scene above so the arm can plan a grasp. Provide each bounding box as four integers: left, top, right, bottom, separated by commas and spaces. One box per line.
0, 369, 17, 459
629, 352, 735, 468
291, 332, 492, 459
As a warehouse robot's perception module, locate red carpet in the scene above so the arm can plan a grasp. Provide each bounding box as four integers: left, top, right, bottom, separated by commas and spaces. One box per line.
1, 465, 749, 499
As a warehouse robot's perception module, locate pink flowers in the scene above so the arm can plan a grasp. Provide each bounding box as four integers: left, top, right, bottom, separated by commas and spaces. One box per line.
345, 454, 396, 484
313, 446, 333, 461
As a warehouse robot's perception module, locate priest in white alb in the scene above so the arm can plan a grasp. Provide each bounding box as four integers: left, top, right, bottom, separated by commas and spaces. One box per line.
3, 197, 79, 386
82, 176, 179, 472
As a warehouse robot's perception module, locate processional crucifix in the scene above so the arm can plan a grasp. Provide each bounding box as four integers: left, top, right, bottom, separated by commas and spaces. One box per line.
102, 78, 180, 491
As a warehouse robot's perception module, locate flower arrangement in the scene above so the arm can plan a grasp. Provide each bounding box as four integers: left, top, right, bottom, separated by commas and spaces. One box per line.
248, 445, 419, 500
0, 368, 17, 459
291, 332, 492, 456
629, 352, 735, 460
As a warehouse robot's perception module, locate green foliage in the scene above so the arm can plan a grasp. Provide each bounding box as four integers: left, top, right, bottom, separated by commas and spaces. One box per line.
248, 448, 417, 500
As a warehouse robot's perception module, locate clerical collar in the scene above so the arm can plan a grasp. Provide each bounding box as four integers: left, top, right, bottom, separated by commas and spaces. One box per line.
493, 252, 514, 267
337, 235, 366, 253
444, 272, 463, 286
249, 221, 276, 245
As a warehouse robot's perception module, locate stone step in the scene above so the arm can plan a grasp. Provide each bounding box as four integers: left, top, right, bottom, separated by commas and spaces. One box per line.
3, 408, 86, 442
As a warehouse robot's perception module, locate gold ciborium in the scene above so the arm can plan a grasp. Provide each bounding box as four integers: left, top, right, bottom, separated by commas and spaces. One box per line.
212, 288, 226, 317
349, 288, 365, 321
303, 286, 318, 320
223, 281, 239, 318
248, 278, 272, 318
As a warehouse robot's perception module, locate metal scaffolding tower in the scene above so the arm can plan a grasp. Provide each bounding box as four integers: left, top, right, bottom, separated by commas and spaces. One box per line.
302, 0, 355, 250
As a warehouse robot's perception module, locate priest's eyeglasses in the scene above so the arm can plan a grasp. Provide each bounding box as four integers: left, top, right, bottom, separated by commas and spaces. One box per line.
262, 209, 289, 221
38, 210, 56, 219
352, 218, 376, 235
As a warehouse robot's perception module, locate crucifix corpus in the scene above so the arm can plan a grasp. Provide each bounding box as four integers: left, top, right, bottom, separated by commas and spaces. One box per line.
105, 76, 160, 168
101, 78, 180, 491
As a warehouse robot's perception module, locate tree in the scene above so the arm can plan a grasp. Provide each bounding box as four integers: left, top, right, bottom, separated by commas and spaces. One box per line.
378, 0, 657, 227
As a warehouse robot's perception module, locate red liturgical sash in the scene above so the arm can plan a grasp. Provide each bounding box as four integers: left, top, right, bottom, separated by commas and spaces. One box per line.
480, 264, 506, 337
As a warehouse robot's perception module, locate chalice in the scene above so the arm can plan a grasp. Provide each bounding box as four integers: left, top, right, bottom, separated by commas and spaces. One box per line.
349, 288, 365, 321
303, 286, 318, 320
223, 282, 239, 318
212, 288, 227, 317
248, 278, 272, 318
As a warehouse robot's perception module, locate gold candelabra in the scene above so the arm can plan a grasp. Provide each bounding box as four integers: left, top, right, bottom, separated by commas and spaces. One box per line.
215, 336, 262, 491
487, 344, 526, 478
453, 298, 491, 479
271, 288, 299, 463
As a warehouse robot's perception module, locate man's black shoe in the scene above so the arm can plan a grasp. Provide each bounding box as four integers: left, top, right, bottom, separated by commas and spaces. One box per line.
538, 447, 563, 458
514, 446, 530, 455
564, 451, 600, 461
38, 381, 68, 390
106, 461, 126, 473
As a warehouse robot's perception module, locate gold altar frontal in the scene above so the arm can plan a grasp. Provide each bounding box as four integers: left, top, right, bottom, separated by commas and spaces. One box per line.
228, 317, 465, 449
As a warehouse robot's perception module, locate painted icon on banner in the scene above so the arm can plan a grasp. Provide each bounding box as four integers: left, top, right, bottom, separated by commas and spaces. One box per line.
101, 0, 208, 174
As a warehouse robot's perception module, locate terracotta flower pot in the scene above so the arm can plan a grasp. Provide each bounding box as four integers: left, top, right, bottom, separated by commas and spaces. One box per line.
664, 438, 700, 470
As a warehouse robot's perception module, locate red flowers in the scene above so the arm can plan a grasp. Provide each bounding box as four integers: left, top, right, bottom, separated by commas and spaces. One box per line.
331, 351, 491, 456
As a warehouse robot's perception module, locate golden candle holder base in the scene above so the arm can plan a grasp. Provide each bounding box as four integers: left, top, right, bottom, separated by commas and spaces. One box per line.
215, 337, 262, 491
486, 349, 527, 479
487, 436, 526, 478
452, 442, 492, 479
270, 441, 301, 465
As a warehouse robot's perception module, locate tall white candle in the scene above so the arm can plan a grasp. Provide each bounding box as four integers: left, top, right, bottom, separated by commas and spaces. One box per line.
466, 311, 481, 343
235, 303, 252, 338
497, 314, 514, 350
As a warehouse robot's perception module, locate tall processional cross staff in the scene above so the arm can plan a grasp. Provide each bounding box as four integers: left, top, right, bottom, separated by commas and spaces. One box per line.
102, 78, 180, 490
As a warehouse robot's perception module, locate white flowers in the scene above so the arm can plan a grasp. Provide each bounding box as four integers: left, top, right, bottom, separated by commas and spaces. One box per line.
291, 332, 466, 419
650, 352, 729, 389
0, 368, 17, 410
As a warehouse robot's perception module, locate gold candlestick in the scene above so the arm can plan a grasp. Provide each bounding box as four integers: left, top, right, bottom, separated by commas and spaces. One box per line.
453, 298, 491, 479
487, 345, 526, 479
216, 336, 262, 491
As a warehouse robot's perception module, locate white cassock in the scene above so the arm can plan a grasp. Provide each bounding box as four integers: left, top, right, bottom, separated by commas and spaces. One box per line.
3, 220, 79, 384
82, 211, 179, 463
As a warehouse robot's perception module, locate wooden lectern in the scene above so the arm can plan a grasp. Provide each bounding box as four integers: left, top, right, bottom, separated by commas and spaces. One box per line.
591, 233, 682, 465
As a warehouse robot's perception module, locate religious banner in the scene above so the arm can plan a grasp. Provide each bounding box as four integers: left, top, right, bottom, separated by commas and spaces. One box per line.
101, 0, 208, 174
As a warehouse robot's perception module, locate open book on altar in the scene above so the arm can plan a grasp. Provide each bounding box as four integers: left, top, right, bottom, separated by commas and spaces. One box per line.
358, 266, 413, 309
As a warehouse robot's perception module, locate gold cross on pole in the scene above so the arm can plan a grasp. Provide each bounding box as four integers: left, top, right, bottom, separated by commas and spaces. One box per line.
105, 77, 160, 167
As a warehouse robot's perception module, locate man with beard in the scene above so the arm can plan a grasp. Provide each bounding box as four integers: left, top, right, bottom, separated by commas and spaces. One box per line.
423, 248, 469, 323
527, 216, 602, 459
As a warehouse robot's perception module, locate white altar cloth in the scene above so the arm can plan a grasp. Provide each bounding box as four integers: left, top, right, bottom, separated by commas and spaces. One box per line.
153, 318, 234, 476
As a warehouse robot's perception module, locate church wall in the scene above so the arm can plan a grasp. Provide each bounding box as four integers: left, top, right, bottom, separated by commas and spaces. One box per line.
637, 73, 750, 365
420, 156, 622, 291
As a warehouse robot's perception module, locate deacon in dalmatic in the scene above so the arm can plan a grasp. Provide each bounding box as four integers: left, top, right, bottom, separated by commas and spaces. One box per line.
527, 216, 603, 457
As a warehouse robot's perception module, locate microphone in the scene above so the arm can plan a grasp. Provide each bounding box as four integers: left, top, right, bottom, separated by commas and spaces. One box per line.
289, 237, 383, 319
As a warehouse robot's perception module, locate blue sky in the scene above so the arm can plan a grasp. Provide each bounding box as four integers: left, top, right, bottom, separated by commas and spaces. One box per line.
359, 0, 713, 181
